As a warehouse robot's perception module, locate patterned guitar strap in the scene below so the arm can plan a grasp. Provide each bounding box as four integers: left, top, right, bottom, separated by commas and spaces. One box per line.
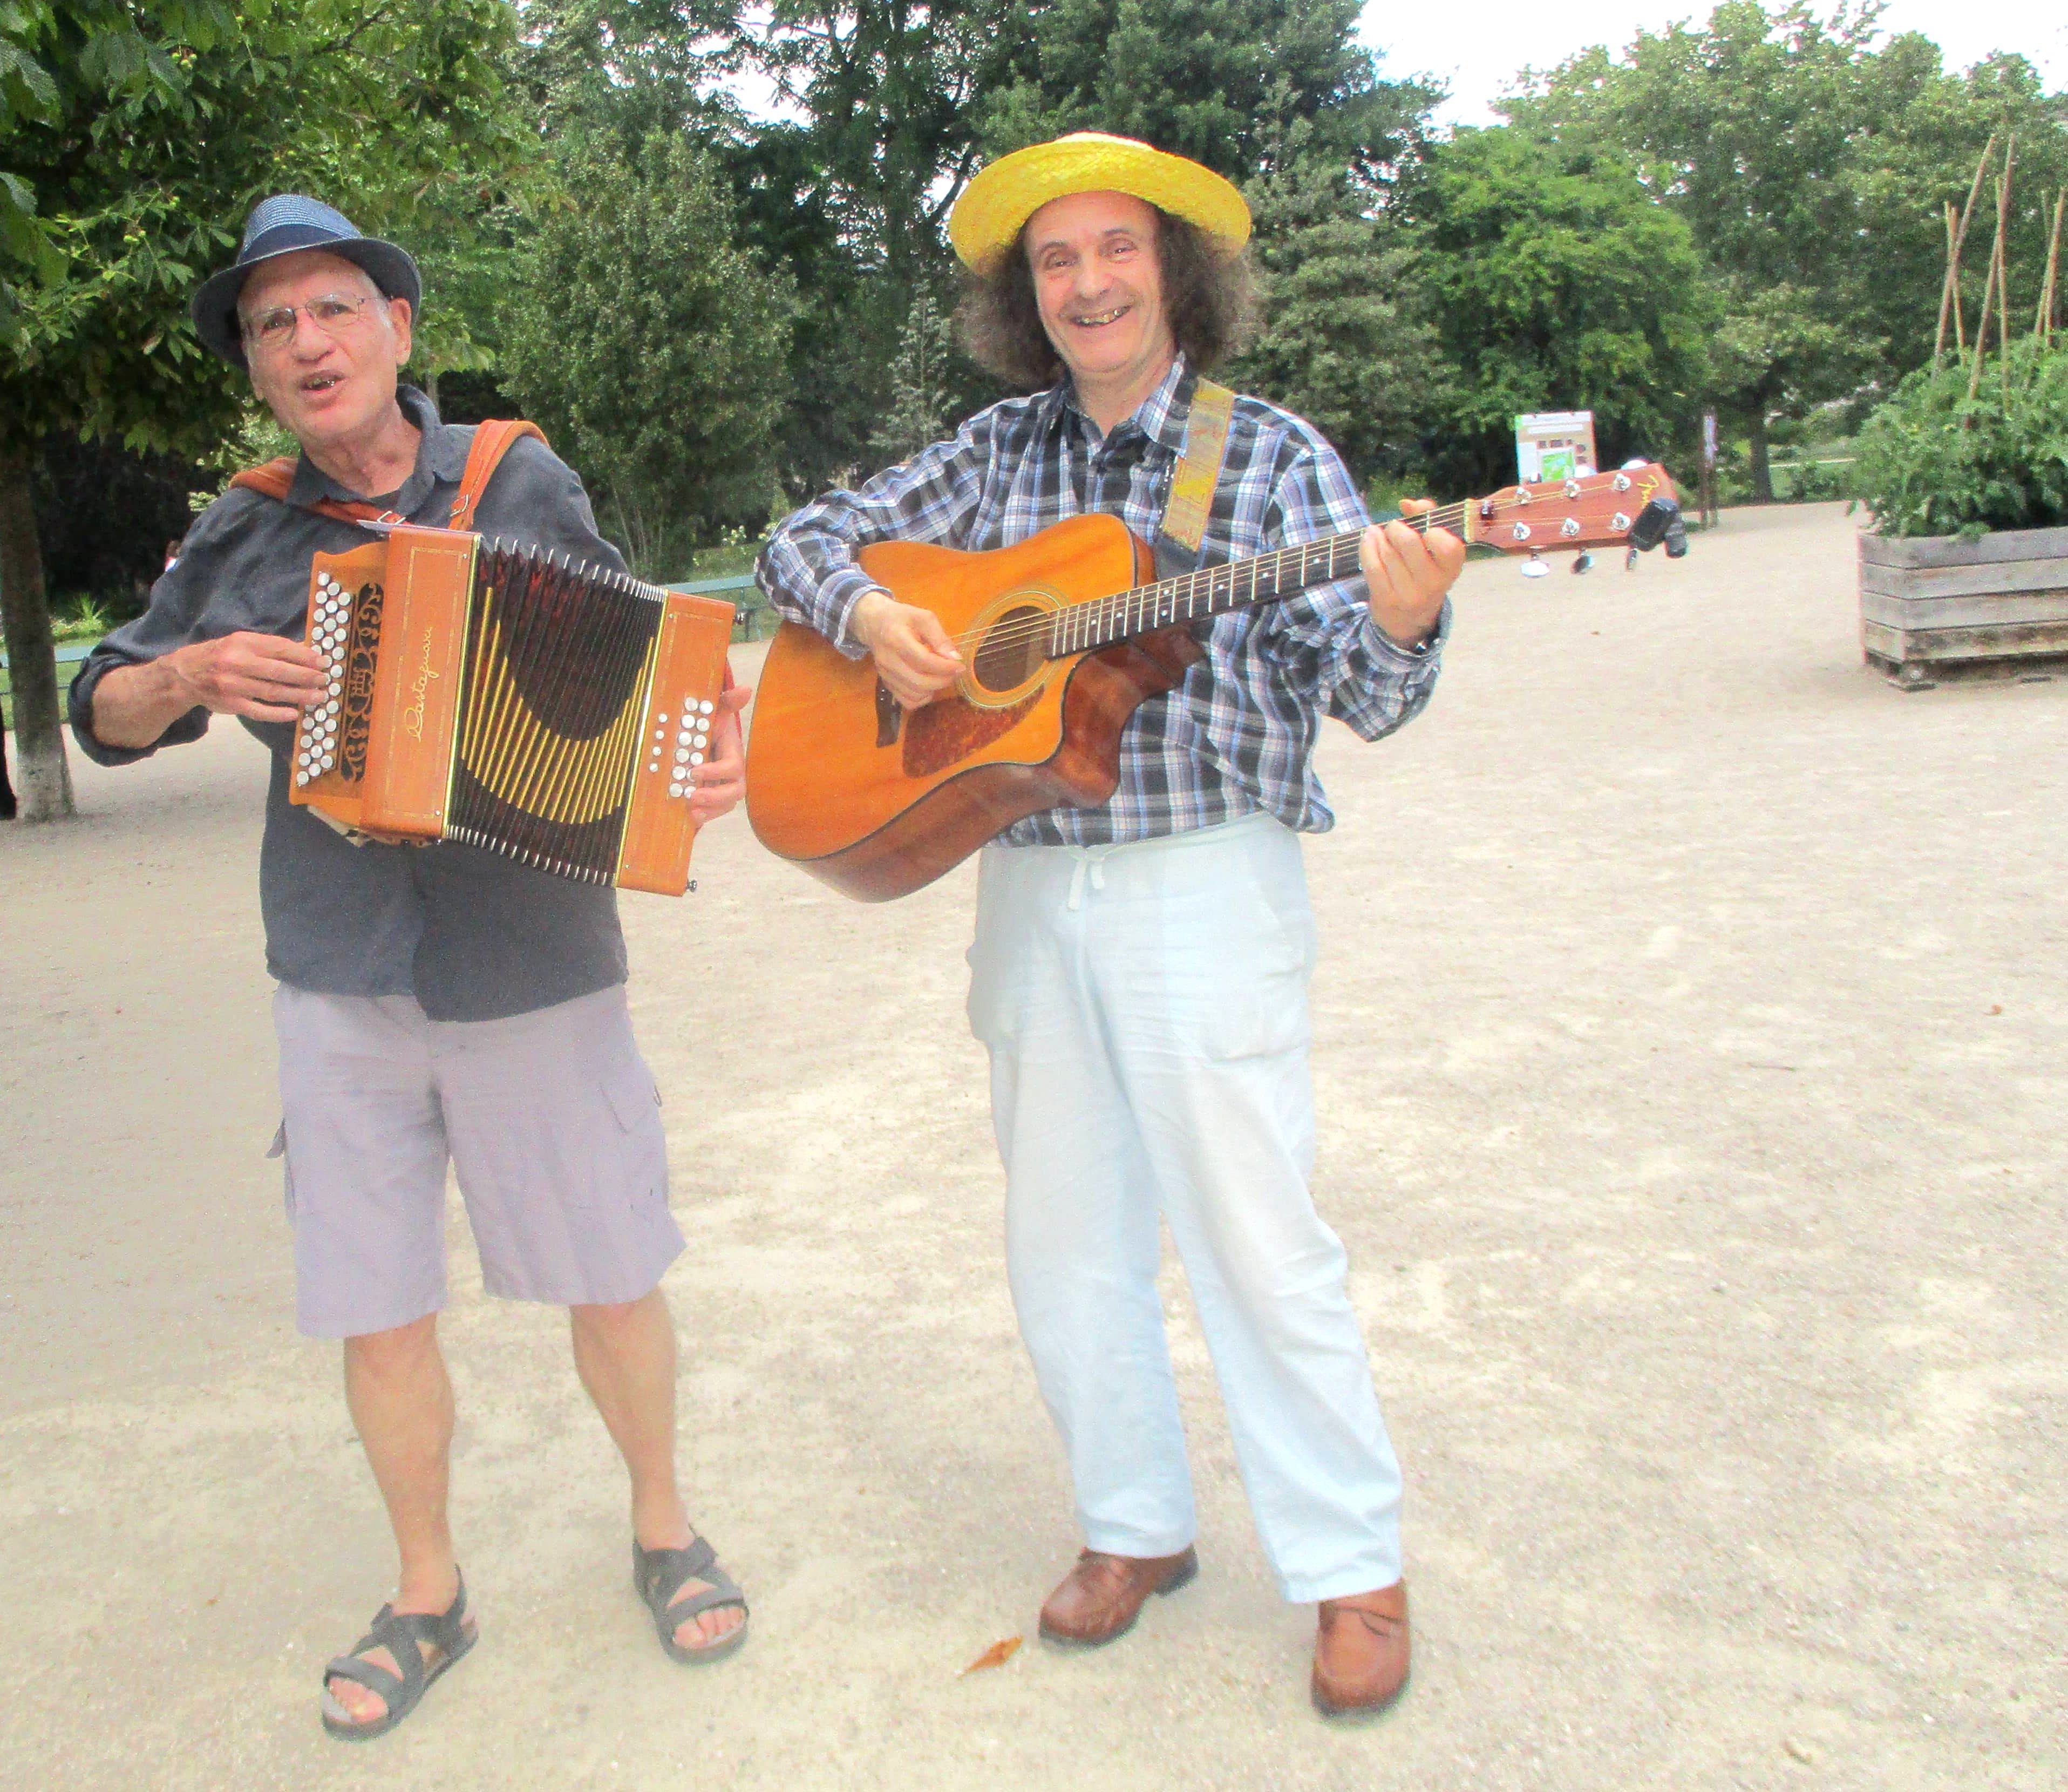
1153, 376, 1237, 583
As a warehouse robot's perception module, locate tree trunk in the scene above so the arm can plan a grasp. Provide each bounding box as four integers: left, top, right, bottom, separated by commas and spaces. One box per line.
0, 442, 76, 821
0, 685, 16, 819
1747, 409, 1774, 505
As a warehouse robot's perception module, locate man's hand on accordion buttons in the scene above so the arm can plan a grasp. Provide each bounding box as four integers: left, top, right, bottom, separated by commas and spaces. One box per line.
169, 630, 330, 724
687, 681, 751, 824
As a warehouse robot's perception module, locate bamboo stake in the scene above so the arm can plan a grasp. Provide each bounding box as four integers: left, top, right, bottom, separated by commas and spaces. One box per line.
2036, 188, 2064, 347
1968, 139, 2015, 402
1935, 201, 1960, 366
1942, 135, 1996, 361
1998, 141, 2016, 400
1968, 214, 1998, 400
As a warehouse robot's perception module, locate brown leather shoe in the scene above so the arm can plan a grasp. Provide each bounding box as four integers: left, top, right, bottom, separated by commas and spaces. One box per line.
1311, 1580, 1410, 1718
1037, 1546, 1199, 1647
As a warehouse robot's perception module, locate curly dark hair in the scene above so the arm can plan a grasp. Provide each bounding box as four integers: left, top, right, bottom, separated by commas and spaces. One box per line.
956, 207, 1261, 392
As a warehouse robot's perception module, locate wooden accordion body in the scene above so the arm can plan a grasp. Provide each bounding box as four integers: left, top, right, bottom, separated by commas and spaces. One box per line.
288, 525, 734, 895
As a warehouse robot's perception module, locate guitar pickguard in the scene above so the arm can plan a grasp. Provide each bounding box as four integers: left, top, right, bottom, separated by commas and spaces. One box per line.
875, 678, 903, 748
901, 688, 1042, 779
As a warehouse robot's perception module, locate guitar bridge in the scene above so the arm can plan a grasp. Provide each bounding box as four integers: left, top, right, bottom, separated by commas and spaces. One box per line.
875, 678, 903, 748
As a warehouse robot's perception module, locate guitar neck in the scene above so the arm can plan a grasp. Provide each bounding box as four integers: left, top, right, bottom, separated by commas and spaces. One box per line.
1044, 506, 1468, 658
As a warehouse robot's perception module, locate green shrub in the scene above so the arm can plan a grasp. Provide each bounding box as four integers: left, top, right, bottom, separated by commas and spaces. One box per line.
1780, 459, 1848, 501
1852, 343, 2068, 539
1364, 474, 1416, 520
51, 594, 113, 641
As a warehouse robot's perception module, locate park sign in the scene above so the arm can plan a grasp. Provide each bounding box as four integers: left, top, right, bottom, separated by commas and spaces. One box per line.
1515, 411, 1597, 485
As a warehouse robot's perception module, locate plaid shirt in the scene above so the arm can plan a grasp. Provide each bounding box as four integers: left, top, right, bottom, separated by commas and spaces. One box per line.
757, 355, 1447, 847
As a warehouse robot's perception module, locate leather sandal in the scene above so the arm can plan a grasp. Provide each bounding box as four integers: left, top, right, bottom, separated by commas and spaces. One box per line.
634, 1536, 750, 1664
321, 1571, 477, 1741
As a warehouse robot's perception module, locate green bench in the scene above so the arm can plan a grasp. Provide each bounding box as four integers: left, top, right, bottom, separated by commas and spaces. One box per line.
3, 567, 772, 732
1, 640, 97, 730
666, 571, 775, 641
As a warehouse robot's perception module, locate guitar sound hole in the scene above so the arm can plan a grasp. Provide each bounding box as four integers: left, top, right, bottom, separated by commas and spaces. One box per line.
971, 605, 1046, 695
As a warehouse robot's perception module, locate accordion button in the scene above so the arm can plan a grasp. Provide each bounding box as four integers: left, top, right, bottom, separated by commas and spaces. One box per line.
674, 748, 690, 764
698, 700, 713, 715
328, 682, 342, 697
668, 783, 684, 798
689, 752, 705, 767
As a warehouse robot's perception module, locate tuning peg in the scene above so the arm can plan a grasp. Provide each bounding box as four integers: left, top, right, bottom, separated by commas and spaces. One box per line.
1571, 551, 1593, 574
1521, 552, 1549, 579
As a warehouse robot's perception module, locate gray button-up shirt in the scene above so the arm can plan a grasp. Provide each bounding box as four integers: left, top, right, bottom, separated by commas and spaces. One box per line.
70, 387, 634, 1022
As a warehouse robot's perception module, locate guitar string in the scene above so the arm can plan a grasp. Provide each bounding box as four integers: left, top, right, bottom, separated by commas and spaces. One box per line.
1001, 469, 1655, 657
746, 474, 1661, 725
938, 477, 1640, 662
943, 503, 1465, 661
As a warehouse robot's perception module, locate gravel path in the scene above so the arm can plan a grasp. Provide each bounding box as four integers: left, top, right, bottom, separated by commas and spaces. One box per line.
1, 501, 2059, 1789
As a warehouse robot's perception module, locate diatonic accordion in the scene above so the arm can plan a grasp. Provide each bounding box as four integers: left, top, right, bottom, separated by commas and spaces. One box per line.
288, 525, 734, 894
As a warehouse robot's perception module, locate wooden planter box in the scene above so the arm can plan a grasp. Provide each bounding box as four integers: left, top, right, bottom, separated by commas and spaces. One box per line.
1860, 524, 2068, 687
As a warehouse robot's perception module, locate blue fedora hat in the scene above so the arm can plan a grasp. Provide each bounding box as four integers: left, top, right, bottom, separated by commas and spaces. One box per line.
191, 195, 421, 369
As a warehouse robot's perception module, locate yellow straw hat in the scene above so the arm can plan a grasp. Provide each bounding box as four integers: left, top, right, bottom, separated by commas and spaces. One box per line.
948, 133, 1251, 275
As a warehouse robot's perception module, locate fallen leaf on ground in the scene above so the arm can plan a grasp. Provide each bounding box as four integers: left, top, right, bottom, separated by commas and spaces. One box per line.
961, 1635, 1022, 1675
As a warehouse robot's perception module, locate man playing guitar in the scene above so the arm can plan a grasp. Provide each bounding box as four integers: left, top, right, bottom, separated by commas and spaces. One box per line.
758, 133, 1464, 1718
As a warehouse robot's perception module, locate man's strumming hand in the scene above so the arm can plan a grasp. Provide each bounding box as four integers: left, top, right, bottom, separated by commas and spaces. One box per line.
851, 590, 962, 709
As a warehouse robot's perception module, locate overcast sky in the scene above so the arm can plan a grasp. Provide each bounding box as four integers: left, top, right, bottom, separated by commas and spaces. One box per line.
1369, 1, 2067, 126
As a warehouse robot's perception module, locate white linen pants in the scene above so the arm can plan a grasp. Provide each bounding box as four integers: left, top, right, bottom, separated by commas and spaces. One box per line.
966, 813, 1404, 1603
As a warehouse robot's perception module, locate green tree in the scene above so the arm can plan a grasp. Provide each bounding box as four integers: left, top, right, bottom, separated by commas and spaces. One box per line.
1406, 126, 1713, 491
1507, 1, 2068, 497
974, 0, 1434, 180
512, 0, 744, 155
499, 133, 797, 574
0, 2, 518, 822
731, 1, 1030, 490
870, 286, 959, 465
752, 0, 1025, 283
1226, 114, 1450, 481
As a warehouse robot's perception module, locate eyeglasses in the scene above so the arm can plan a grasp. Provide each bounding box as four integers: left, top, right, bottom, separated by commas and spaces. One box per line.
241, 292, 375, 353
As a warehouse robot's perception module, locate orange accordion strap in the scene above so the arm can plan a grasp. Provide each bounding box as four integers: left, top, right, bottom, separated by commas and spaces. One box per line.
229, 418, 548, 528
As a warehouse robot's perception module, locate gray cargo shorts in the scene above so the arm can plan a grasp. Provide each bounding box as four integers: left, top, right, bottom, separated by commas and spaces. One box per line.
270, 982, 684, 1338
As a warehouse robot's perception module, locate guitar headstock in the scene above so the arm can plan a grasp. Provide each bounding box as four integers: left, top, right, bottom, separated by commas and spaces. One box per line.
1465, 462, 1683, 561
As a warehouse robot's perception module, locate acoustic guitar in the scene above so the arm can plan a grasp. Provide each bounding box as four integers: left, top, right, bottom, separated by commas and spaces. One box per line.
746, 463, 1683, 900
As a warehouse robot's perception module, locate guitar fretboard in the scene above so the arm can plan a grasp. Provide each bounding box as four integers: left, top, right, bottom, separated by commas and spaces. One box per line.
1044, 527, 1372, 657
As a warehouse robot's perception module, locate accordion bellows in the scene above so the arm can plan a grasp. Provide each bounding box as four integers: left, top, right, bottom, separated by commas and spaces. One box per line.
289, 525, 734, 894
